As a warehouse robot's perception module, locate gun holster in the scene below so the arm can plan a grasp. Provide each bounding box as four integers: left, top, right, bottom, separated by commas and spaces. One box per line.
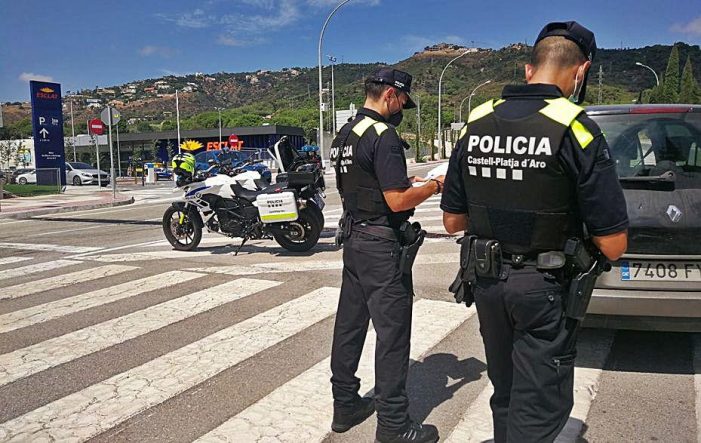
335, 211, 351, 247
398, 221, 426, 275
565, 257, 601, 321
449, 235, 478, 307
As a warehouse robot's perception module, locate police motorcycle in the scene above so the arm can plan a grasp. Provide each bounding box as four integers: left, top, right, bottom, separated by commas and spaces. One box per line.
162, 138, 326, 253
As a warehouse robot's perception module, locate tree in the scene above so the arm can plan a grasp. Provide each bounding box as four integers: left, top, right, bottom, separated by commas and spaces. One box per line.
136, 121, 153, 132
161, 120, 176, 131
679, 56, 700, 104
661, 45, 680, 103
0, 139, 20, 169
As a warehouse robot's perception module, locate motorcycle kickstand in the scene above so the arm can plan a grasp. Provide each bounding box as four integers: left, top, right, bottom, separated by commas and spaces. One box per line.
234, 237, 249, 256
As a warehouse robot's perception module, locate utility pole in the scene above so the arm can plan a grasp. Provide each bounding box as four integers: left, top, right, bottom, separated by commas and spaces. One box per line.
328, 55, 337, 134
69, 99, 77, 161
416, 95, 421, 157
176, 90, 181, 153
597, 65, 604, 104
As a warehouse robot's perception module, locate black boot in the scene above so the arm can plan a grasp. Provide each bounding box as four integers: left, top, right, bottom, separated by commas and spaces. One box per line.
375, 421, 439, 443
331, 396, 375, 433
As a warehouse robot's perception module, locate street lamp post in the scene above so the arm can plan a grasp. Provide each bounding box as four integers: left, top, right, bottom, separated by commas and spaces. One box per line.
635, 62, 660, 86
459, 80, 492, 122
318, 0, 352, 168
217, 107, 223, 147
175, 90, 182, 153
328, 55, 337, 134
438, 49, 470, 157
69, 99, 77, 162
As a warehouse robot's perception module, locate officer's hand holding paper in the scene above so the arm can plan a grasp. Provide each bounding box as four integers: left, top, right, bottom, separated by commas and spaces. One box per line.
412, 162, 449, 187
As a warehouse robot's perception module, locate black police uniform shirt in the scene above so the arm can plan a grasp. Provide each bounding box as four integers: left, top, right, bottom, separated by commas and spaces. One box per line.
340, 107, 413, 226
440, 84, 629, 238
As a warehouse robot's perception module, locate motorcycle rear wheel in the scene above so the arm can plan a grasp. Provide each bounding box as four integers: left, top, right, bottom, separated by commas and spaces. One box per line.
273, 208, 321, 252
163, 206, 202, 251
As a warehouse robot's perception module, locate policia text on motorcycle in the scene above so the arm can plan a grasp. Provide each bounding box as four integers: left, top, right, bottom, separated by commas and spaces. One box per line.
329, 68, 446, 443
441, 22, 628, 442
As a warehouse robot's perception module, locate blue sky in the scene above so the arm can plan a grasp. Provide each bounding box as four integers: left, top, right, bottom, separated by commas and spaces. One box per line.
1, 0, 700, 102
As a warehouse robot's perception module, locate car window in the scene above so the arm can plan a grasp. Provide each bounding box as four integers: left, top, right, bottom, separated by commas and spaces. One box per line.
591, 112, 701, 189
69, 162, 93, 169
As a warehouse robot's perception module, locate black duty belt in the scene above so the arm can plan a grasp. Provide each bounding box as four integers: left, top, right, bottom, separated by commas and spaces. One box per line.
503, 251, 567, 270
349, 222, 399, 242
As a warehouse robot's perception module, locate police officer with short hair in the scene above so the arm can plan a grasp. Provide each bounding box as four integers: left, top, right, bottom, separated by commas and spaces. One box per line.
441, 22, 629, 442
329, 68, 444, 443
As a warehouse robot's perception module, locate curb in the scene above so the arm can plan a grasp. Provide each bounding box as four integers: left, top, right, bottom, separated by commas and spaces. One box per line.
0, 197, 135, 220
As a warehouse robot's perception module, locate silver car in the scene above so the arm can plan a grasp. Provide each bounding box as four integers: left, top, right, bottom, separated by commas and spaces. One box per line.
65, 162, 110, 186
585, 104, 701, 332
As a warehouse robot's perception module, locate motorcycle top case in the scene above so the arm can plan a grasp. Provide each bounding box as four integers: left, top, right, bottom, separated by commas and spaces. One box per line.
256, 192, 299, 224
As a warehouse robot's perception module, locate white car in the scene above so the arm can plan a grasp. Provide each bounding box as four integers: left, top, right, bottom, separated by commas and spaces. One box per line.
15, 169, 36, 185
65, 162, 110, 186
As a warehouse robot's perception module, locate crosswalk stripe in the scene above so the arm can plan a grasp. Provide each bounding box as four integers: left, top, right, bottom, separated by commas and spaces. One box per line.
0, 259, 79, 284
0, 257, 32, 267
189, 253, 460, 276
0, 269, 195, 334
196, 300, 475, 443
693, 335, 701, 443
0, 278, 281, 387
0, 242, 102, 254
0, 287, 340, 442
445, 331, 615, 442
0, 264, 136, 301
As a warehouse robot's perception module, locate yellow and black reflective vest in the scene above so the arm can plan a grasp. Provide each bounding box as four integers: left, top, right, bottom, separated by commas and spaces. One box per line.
331, 115, 408, 225
460, 97, 594, 254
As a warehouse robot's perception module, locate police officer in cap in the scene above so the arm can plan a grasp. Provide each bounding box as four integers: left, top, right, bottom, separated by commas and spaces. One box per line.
329, 68, 444, 443
441, 22, 629, 442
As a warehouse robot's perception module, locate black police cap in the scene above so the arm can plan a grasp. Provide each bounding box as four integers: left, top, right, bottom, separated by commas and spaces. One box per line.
369, 68, 417, 109
535, 21, 597, 62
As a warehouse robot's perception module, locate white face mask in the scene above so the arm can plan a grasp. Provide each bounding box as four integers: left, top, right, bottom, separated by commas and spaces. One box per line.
569, 68, 584, 104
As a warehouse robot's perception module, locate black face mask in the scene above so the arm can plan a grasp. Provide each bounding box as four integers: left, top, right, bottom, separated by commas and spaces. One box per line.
388, 110, 404, 127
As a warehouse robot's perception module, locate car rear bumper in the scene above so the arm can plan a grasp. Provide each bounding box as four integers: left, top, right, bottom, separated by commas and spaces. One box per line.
589, 288, 701, 318
82, 177, 110, 185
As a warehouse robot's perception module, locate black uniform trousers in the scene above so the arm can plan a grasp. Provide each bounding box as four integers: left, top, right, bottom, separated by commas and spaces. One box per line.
473, 266, 575, 443
330, 230, 413, 433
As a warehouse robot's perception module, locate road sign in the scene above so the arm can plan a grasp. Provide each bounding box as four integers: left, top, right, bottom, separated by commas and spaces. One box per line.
101, 107, 121, 125
89, 118, 105, 135
30, 81, 66, 186
228, 134, 239, 146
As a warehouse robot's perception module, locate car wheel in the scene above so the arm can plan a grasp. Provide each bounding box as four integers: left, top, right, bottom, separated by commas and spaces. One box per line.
72, 176, 82, 186
18, 177, 27, 185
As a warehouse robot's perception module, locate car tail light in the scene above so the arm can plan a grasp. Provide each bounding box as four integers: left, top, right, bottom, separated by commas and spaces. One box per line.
630, 106, 694, 114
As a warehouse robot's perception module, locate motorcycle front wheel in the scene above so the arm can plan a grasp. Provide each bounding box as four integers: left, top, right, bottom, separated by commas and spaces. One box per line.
273, 208, 322, 252
162, 206, 202, 251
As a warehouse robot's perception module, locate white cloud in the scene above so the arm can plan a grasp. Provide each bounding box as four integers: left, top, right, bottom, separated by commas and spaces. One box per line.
138, 45, 177, 58
18, 72, 54, 83
306, 0, 380, 6
217, 35, 267, 47
157, 8, 213, 29
671, 16, 701, 35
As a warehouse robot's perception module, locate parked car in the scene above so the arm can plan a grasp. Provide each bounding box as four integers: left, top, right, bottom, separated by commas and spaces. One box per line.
585, 104, 701, 332
65, 162, 110, 186
15, 169, 36, 185
9, 168, 34, 184
155, 167, 173, 181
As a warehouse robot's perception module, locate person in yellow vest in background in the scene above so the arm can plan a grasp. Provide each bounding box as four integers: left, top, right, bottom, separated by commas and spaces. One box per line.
441, 22, 629, 442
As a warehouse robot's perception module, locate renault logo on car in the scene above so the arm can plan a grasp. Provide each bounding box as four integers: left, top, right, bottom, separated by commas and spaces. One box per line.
666, 205, 683, 223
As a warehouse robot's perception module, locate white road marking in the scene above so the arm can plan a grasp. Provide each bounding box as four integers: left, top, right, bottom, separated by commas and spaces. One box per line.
0, 256, 32, 267
693, 335, 701, 443
66, 239, 165, 259
0, 287, 339, 442
197, 301, 475, 442
0, 242, 102, 254
0, 264, 135, 301
445, 331, 615, 442
0, 269, 194, 333
35, 225, 108, 237
0, 260, 80, 285
189, 253, 460, 276
0, 278, 281, 387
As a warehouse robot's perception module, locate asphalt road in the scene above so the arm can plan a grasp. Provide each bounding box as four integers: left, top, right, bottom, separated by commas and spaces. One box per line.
0, 163, 698, 442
